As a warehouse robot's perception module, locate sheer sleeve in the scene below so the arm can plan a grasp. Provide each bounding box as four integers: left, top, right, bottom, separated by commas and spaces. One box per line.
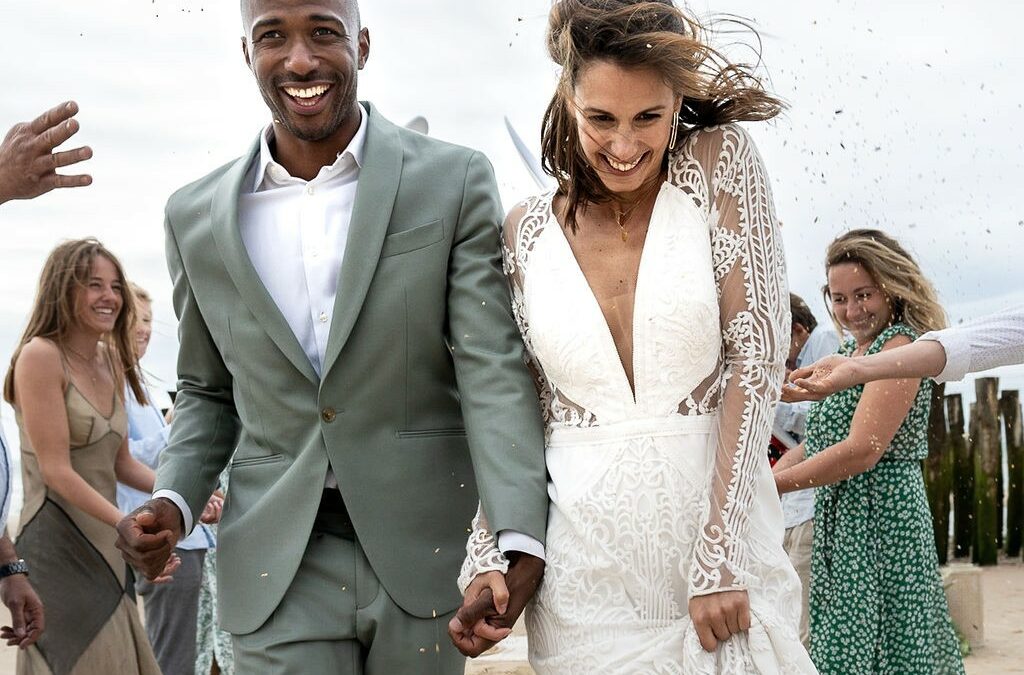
688, 125, 790, 597
458, 200, 554, 594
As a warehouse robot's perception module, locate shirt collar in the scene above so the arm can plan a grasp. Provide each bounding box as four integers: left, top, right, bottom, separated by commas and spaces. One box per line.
252, 102, 368, 192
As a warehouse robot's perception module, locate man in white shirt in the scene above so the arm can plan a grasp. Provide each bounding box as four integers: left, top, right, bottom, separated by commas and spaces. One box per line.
774, 293, 839, 646
115, 0, 548, 672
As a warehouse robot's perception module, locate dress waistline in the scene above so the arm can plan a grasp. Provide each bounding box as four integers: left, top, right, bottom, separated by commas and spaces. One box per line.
548, 414, 717, 447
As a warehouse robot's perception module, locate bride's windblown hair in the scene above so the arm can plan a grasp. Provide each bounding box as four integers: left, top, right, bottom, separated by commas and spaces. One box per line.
540, 0, 784, 229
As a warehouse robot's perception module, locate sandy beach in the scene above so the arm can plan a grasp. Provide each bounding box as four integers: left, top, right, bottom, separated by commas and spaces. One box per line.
0, 559, 1019, 674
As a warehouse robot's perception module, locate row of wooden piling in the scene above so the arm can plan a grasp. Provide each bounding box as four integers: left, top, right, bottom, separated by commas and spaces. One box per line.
924, 378, 1024, 565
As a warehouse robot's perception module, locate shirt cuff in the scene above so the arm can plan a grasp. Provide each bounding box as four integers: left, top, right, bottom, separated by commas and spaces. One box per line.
920, 330, 966, 383
496, 530, 545, 561
152, 489, 193, 536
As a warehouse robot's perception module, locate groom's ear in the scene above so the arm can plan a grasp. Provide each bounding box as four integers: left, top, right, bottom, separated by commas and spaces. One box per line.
241, 36, 253, 70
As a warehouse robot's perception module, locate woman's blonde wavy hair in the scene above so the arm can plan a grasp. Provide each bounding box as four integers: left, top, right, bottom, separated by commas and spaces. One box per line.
823, 229, 947, 337
541, 0, 784, 230
4, 238, 145, 405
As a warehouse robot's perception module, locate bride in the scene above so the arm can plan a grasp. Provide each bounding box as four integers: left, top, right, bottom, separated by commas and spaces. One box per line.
450, 1, 815, 672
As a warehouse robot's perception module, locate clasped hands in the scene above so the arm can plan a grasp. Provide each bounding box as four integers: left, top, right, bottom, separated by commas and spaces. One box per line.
115, 491, 224, 582
448, 552, 545, 657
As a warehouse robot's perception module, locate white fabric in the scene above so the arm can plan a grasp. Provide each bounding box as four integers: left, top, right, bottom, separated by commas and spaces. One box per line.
460, 125, 814, 673
777, 325, 840, 529
922, 305, 1024, 383
118, 383, 214, 551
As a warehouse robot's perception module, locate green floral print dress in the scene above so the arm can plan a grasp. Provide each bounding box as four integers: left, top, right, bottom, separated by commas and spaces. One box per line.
805, 324, 964, 674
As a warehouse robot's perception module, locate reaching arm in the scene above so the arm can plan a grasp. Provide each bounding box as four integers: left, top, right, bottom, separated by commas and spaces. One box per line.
776, 335, 919, 492
14, 339, 123, 528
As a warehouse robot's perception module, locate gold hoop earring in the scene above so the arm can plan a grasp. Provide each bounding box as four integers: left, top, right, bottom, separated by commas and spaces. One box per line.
668, 111, 679, 150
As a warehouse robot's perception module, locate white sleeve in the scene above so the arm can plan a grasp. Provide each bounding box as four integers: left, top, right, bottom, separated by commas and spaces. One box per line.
152, 489, 194, 535
921, 305, 1024, 383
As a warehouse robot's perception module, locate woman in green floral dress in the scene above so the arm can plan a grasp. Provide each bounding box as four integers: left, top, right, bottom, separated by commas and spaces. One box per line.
773, 229, 963, 674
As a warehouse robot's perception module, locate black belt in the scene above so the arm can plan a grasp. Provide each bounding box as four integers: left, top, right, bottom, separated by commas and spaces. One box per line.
312, 488, 356, 540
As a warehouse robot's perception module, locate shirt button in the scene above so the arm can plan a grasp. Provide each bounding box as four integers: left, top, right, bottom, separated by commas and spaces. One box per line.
322, 408, 336, 423
307, 185, 315, 196
319, 312, 329, 323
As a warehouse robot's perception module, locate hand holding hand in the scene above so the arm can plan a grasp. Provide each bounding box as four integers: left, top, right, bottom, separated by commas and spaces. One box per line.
482, 552, 544, 632
784, 354, 859, 402
115, 498, 183, 580
0, 101, 93, 205
448, 573, 512, 657
688, 589, 751, 652
0, 575, 45, 648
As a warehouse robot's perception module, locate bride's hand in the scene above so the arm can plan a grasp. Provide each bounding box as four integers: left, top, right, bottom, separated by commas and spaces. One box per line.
466, 570, 510, 615
448, 572, 512, 657
688, 589, 750, 652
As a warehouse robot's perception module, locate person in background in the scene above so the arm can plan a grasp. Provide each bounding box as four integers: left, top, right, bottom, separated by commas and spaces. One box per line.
785, 305, 1024, 399
116, 283, 220, 675
0, 101, 93, 205
4, 238, 165, 674
0, 431, 44, 650
774, 293, 839, 647
772, 229, 963, 674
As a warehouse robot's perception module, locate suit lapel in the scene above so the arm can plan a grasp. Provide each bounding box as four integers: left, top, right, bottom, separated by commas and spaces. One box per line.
320, 104, 403, 380
210, 138, 320, 385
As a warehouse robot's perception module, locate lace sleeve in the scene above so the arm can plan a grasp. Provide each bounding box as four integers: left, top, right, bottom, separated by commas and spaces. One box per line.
458, 201, 552, 593
689, 125, 790, 597
458, 504, 510, 594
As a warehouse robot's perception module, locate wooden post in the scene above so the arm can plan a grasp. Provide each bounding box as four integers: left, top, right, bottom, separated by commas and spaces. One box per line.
924, 382, 950, 564
972, 378, 1001, 566
1002, 391, 1024, 557
948, 394, 972, 558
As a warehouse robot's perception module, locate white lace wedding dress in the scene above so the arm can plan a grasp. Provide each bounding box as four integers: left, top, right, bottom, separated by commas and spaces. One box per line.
460, 125, 816, 674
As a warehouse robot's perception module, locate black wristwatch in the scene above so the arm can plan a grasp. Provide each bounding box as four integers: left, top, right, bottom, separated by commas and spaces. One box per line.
0, 559, 29, 578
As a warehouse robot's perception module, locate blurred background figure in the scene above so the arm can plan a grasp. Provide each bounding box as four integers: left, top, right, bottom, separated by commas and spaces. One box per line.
117, 283, 219, 675
0, 431, 43, 651
773, 229, 963, 674
4, 238, 165, 674
772, 292, 839, 647
0, 101, 93, 206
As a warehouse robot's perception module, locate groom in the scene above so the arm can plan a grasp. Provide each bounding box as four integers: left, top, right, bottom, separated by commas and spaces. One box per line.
115, 0, 547, 671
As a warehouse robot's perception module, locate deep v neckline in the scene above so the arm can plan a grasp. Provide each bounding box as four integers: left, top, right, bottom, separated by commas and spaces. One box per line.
546, 183, 669, 403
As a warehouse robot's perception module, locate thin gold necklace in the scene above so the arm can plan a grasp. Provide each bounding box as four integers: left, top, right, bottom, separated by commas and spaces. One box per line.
65, 345, 99, 384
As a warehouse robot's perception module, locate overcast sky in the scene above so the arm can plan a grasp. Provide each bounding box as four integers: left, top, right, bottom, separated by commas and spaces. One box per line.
2, 0, 1022, 507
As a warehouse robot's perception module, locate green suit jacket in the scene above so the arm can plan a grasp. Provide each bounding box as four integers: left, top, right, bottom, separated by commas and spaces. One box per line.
156, 103, 548, 634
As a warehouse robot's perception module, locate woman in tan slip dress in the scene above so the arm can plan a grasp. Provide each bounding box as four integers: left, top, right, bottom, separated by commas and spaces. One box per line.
3, 239, 173, 675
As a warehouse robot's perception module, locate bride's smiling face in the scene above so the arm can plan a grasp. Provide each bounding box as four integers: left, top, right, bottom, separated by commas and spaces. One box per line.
573, 60, 679, 196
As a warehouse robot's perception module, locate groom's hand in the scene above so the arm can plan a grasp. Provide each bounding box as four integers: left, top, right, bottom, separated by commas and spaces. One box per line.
448, 586, 511, 657
115, 498, 183, 580
484, 552, 544, 630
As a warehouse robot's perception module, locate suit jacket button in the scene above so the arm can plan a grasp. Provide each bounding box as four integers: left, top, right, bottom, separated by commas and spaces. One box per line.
321, 408, 336, 423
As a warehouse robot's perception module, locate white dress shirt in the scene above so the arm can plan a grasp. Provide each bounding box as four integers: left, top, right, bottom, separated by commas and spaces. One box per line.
777, 324, 840, 529
922, 305, 1024, 383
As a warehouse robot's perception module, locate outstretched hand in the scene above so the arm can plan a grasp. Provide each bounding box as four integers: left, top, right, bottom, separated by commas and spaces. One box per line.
115, 498, 183, 581
0, 575, 44, 648
783, 354, 859, 402
0, 101, 93, 205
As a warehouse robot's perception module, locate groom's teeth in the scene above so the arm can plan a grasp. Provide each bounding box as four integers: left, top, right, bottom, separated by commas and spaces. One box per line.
284, 84, 330, 99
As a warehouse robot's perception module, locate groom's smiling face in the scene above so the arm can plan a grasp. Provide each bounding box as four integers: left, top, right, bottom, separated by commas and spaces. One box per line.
241, 0, 368, 143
